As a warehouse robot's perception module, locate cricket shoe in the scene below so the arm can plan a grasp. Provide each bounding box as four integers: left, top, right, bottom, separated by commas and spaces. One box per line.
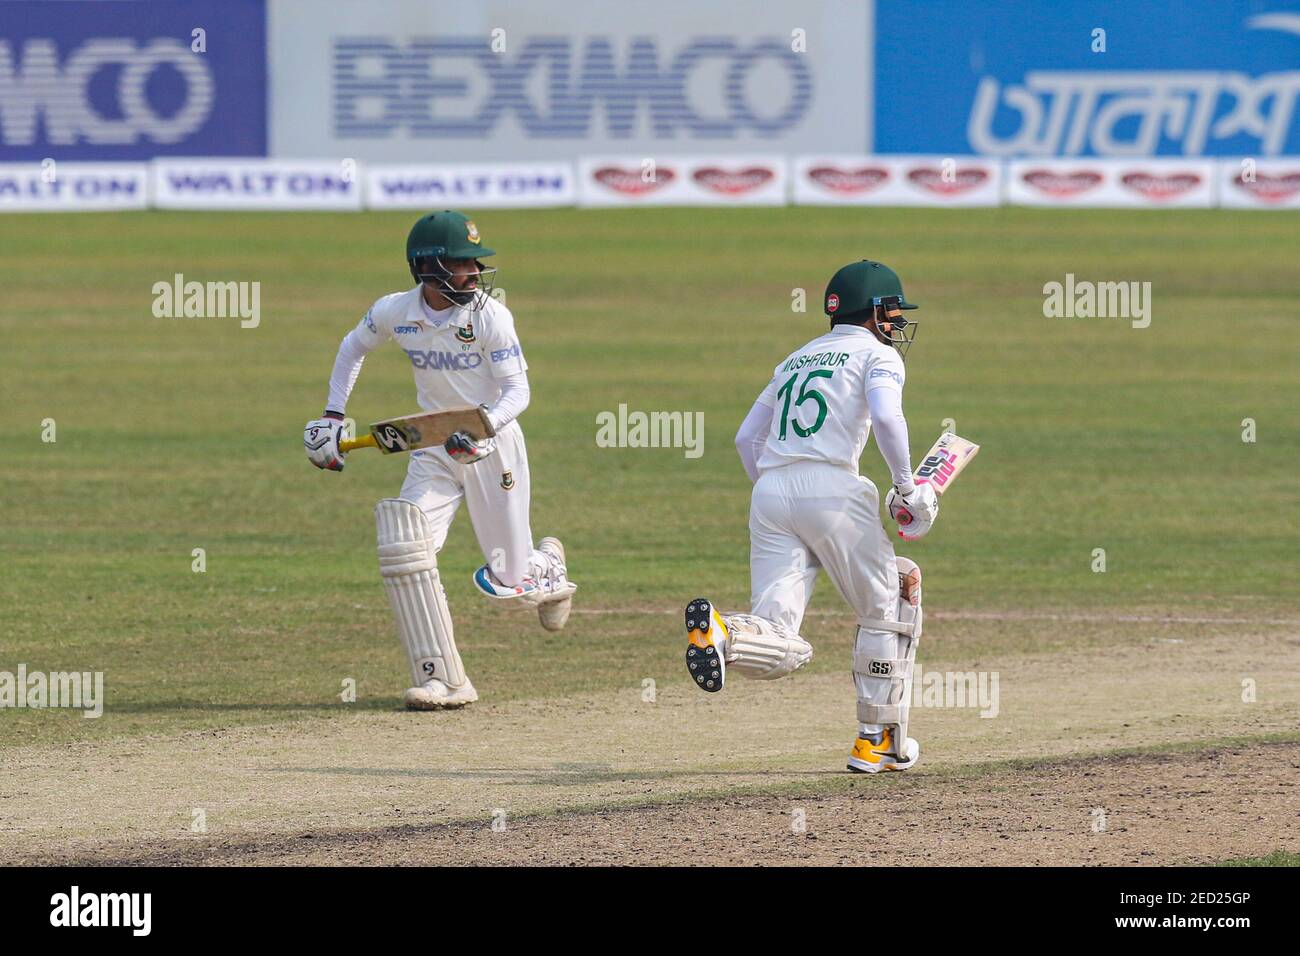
684, 597, 729, 693
404, 677, 478, 710
847, 729, 919, 773
536, 536, 573, 632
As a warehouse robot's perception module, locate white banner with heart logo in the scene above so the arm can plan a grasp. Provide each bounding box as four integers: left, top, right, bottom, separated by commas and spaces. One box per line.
793, 155, 1002, 206
1217, 159, 1300, 209
578, 155, 787, 206
1007, 159, 1216, 208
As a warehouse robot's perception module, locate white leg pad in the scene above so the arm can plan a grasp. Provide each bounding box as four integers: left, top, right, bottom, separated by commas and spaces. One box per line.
376, 498, 468, 689
853, 556, 923, 744
721, 613, 813, 680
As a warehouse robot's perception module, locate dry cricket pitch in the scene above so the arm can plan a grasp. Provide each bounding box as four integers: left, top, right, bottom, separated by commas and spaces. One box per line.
2, 612, 1296, 866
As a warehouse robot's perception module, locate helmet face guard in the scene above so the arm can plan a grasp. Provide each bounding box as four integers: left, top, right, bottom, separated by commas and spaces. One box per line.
872, 295, 917, 361
409, 255, 497, 310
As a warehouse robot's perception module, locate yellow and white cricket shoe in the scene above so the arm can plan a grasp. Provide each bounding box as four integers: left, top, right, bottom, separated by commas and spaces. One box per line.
847, 729, 919, 773
684, 597, 729, 693
404, 677, 478, 710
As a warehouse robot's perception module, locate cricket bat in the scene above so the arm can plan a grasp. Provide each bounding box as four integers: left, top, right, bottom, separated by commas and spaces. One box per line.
894, 432, 980, 526
339, 406, 496, 454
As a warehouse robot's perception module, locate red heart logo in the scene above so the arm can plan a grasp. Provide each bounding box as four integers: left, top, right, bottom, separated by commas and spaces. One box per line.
906, 167, 989, 195
807, 166, 889, 194
1119, 172, 1201, 201
1233, 171, 1300, 203
1022, 169, 1104, 197
692, 167, 775, 195
592, 166, 675, 195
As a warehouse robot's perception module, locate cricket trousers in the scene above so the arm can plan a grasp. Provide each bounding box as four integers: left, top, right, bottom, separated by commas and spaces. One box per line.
397, 421, 548, 586
749, 460, 899, 638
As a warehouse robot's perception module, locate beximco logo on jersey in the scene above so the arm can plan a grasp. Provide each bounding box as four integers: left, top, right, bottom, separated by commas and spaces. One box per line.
0, 0, 266, 161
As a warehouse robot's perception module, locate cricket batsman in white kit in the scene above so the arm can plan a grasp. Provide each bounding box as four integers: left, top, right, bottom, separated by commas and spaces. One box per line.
685, 260, 938, 772
303, 210, 576, 710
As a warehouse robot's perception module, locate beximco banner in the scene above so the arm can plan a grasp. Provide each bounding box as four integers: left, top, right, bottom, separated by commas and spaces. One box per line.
0, 0, 267, 161
267, 0, 871, 162
875, 0, 1300, 158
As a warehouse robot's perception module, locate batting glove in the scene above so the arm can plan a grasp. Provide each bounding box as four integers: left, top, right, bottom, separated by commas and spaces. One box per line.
304, 413, 346, 472
886, 480, 939, 541
445, 430, 496, 464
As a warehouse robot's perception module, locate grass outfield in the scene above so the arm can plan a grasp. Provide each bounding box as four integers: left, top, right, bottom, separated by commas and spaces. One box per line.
1220, 850, 1300, 867
1, 207, 1297, 751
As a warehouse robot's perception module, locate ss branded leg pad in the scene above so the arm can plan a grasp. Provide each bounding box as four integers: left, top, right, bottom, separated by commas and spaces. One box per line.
853, 557, 923, 746
376, 498, 468, 689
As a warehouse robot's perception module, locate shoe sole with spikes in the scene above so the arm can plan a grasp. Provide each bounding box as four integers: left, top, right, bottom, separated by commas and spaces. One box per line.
684, 597, 726, 693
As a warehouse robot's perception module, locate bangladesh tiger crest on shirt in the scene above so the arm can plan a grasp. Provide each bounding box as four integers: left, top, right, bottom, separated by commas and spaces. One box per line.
500, 471, 515, 490
455, 320, 476, 343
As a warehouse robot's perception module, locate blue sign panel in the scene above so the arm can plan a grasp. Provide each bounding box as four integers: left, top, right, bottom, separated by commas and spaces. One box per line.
0, 0, 266, 159
875, 1, 1300, 156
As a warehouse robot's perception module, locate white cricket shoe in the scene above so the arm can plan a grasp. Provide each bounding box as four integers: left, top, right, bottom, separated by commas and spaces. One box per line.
404, 677, 478, 710
536, 536, 573, 632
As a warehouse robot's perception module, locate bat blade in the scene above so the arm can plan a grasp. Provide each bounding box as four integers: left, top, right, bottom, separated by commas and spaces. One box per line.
893, 432, 979, 531
339, 406, 495, 455
914, 432, 980, 496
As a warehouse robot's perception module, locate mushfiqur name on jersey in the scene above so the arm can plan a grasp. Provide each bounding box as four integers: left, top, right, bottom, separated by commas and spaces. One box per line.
756, 324, 905, 474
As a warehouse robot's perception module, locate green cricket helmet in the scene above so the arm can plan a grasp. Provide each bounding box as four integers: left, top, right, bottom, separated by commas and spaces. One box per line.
406, 210, 497, 309
823, 260, 919, 360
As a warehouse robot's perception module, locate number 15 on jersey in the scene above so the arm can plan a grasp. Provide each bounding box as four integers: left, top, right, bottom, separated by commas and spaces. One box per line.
775, 370, 834, 440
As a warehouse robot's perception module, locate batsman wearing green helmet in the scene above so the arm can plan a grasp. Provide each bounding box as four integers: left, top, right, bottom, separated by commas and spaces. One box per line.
303, 211, 576, 711
684, 260, 937, 773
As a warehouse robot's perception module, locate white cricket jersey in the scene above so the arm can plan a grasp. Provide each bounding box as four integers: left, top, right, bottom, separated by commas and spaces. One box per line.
754, 324, 905, 473
351, 287, 527, 413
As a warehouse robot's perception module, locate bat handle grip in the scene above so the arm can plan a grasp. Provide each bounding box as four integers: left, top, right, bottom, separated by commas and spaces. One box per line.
339, 434, 377, 453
